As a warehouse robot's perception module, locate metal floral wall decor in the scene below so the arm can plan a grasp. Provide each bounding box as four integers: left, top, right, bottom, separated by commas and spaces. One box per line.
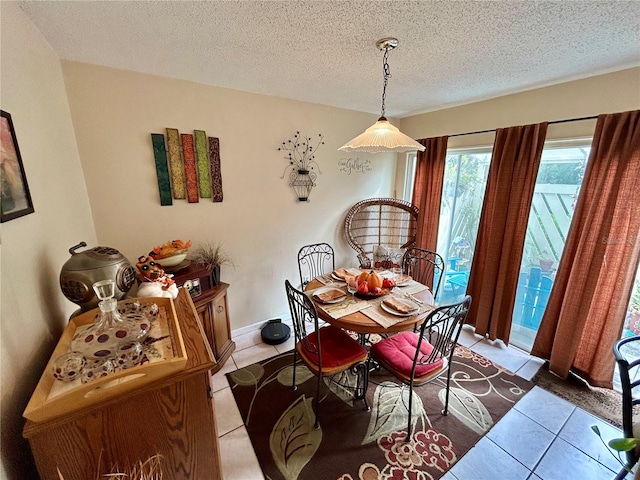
278, 131, 324, 202
338, 157, 372, 175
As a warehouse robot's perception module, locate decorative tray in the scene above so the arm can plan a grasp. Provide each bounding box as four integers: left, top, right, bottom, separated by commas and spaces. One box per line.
23, 297, 187, 423
354, 288, 391, 299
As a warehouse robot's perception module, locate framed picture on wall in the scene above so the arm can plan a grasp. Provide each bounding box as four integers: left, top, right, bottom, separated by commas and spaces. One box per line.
1, 110, 34, 222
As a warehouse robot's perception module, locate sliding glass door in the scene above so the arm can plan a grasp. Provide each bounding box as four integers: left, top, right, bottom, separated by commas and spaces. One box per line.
510, 142, 591, 351
435, 150, 491, 303
407, 141, 594, 352
614, 263, 640, 391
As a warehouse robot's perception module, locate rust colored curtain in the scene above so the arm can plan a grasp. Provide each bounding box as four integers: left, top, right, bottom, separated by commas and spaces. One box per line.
412, 136, 448, 252
466, 123, 548, 342
531, 110, 640, 388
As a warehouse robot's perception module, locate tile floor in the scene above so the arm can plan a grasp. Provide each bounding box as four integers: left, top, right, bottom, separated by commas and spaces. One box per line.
214, 325, 632, 480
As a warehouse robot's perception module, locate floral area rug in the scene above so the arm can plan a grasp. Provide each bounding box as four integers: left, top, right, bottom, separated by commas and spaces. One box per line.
227, 344, 532, 480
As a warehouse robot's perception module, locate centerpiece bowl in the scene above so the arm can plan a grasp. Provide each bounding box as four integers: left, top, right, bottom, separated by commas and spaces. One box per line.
152, 251, 188, 267
354, 288, 391, 299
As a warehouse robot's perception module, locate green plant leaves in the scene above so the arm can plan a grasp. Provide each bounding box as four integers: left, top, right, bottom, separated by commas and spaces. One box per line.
609, 437, 640, 452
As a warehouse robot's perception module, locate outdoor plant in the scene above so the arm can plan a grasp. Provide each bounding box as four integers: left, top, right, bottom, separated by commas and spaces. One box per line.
631, 281, 640, 314
627, 281, 640, 335
538, 250, 554, 271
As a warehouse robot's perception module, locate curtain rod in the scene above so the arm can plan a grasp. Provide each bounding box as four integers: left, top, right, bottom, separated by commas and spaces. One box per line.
447, 114, 599, 138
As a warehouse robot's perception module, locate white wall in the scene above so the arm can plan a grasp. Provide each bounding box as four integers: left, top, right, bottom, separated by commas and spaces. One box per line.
60, 62, 397, 332
2, 3, 639, 477
0, 3, 97, 478
399, 67, 640, 147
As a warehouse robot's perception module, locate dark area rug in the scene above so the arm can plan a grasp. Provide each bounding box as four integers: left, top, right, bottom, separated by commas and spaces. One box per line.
227, 344, 533, 480
532, 364, 635, 428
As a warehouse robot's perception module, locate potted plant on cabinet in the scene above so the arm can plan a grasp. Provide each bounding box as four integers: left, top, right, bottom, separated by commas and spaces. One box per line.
188, 241, 235, 286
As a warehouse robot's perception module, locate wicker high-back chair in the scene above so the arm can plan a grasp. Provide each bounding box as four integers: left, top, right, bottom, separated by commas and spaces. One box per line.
344, 198, 419, 268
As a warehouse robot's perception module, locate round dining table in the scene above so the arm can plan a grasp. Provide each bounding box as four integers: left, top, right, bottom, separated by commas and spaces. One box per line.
306, 277, 435, 336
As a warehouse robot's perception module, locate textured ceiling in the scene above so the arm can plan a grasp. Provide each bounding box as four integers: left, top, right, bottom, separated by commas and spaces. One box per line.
17, 0, 640, 117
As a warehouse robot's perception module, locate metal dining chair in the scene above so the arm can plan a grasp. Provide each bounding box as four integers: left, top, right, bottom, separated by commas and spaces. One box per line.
612, 335, 640, 479
370, 295, 472, 441
285, 279, 369, 428
297, 243, 335, 288
402, 247, 445, 300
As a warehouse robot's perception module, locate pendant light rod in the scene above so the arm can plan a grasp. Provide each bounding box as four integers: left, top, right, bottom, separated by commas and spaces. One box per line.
376, 37, 398, 119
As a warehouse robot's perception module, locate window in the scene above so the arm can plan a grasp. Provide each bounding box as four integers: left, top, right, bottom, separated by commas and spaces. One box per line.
435, 149, 492, 303
405, 139, 593, 352
511, 141, 591, 351
403, 153, 417, 203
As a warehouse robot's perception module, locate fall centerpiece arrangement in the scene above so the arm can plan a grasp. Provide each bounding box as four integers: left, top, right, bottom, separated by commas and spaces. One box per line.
148, 239, 192, 267
351, 270, 395, 298
132, 239, 193, 299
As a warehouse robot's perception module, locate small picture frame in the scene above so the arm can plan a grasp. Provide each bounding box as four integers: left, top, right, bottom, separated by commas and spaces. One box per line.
1, 110, 34, 222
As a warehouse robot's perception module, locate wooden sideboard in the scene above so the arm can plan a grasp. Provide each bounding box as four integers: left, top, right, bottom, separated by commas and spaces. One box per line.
191, 282, 235, 369
23, 289, 224, 480
169, 264, 236, 371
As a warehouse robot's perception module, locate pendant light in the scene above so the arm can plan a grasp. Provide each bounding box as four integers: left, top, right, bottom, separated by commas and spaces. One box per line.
339, 38, 425, 154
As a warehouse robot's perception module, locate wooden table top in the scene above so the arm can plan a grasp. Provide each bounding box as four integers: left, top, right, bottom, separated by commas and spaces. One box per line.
306, 276, 435, 335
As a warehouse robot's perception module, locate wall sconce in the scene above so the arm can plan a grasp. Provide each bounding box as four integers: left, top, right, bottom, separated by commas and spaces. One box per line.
278, 131, 324, 202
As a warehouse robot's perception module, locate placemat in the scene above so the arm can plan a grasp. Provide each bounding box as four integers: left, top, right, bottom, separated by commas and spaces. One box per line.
396, 281, 430, 295
361, 295, 434, 329
305, 287, 371, 319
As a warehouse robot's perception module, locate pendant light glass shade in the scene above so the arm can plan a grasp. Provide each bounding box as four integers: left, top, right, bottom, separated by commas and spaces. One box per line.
339, 38, 425, 154
339, 116, 425, 154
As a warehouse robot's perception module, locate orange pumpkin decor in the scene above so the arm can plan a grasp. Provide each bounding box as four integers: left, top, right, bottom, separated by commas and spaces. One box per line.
357, 270, 384, 290
367, 270, 384, 290
357, 271, 370, 285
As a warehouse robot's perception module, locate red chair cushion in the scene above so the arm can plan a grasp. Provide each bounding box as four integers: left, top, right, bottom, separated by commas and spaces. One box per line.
302, 326, 367, 368
371, 331, 443, 378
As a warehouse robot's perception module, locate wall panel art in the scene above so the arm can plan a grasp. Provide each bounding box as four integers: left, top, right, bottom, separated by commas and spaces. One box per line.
208, 137, 223, 203
194, 130, 212, 198
181, 133, 199, 203
150, 129, 223, 205
166, 128, 186, 199
150, 133, 173, 206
